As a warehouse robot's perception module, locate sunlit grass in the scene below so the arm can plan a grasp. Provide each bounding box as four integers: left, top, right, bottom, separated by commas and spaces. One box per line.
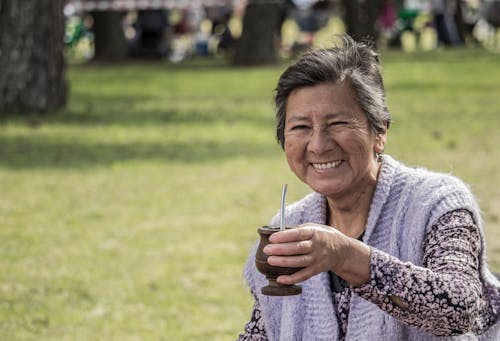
1, 48, 499, 340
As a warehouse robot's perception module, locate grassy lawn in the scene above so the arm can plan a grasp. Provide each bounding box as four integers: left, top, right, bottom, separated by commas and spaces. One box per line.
1, 48, 500, 340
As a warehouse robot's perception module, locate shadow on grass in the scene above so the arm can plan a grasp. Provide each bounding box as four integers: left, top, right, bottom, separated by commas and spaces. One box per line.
0, 135, 280, 169
64, 107, 273, 128
0, 94, 278, 169
0, 95, 274, 128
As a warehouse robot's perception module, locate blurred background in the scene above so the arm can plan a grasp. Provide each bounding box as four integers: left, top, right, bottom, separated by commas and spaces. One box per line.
1, 0, 500, 340
62, 0, 500, 63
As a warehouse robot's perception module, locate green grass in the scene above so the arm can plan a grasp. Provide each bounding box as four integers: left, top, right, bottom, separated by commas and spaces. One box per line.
1, 49, 500, 340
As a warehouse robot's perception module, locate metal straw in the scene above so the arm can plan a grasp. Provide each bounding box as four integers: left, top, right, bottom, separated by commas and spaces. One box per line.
280, 184, 287, 230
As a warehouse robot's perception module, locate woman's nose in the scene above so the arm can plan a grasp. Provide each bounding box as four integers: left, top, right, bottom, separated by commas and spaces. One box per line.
307, 128, 334, 154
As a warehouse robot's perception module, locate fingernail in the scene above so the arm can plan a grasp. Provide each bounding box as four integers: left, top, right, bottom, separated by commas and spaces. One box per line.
263, 245, 271, 254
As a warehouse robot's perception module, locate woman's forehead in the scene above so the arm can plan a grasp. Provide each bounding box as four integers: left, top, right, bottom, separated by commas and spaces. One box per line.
285, 82, 363, 120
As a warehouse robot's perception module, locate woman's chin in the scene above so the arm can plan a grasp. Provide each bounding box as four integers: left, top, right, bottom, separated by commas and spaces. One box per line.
309, 183, 346, 198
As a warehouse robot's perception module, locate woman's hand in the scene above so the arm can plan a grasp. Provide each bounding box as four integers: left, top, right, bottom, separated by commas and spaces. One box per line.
263, 223, 371, 286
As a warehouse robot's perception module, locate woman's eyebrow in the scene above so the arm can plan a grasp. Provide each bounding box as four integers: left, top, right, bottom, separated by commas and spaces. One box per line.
286, 115, 310, 123
286, 112, 353, 124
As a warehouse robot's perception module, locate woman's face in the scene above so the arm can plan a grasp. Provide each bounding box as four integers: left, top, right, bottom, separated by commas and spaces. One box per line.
284, 81, 386, 200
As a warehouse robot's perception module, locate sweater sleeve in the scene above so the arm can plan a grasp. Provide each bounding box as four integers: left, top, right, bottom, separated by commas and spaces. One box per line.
353, 209, 496, 336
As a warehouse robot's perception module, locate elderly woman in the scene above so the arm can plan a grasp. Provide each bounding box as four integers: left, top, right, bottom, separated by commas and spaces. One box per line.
238, 35, 500, 340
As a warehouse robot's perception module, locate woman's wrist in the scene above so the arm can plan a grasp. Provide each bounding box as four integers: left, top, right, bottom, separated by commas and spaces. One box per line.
336, 237, 371, 287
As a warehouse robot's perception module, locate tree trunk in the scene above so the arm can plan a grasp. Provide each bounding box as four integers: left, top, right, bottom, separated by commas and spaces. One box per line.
0, 0, 67, 114
233, 0, 284, 66
342, 0, 382, 44
91, 10, 128, 61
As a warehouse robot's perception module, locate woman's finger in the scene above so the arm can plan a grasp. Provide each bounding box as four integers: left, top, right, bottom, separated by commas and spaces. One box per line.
276, 267, 314, 285
268, 253, 312, 268
263, 240, 312, 256
268, 226, 314, 243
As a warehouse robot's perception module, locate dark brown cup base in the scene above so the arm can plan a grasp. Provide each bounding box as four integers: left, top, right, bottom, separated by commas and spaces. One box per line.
261, 279, 302, 296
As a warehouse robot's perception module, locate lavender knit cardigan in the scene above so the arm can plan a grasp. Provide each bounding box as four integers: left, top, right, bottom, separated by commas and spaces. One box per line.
243, 155, 500, 340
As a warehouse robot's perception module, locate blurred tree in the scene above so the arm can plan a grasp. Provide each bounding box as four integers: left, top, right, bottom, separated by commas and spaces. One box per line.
0, 0, 67, 113
91, 10, 128, 61
233, 0, 285, 65
342, 0, 382, 44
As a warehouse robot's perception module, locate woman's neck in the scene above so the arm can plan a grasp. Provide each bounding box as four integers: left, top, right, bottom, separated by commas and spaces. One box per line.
327, 193, 373, 238
326, 164, 380, 238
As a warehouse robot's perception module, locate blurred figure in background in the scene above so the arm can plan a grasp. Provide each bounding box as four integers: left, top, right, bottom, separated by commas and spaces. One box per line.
290, 0, 333, 48
431, 0, 463, 46
379, 0, 399, 47
129, 9, 169, 59
208, 6, 236, 55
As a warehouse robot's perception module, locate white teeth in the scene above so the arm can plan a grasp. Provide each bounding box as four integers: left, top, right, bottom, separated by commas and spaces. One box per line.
312, 161, 342, 169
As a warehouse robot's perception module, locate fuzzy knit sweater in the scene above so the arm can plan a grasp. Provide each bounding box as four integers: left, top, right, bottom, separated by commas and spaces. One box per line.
243, 155, 500, 340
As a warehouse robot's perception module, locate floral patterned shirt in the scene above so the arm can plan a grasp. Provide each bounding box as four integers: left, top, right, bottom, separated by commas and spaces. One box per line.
238, 209, 496, 340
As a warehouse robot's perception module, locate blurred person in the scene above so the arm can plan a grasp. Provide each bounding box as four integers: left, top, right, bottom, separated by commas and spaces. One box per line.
210, 8, 235, 53
129, 9, 169, 58
482, 0, 500, 28
431, 0, 463, 46
290, 0, 333, 47
238, 34, 499, 340
380, 0, 397, 34
379, 0, 399, 46
459, 0, 482, 45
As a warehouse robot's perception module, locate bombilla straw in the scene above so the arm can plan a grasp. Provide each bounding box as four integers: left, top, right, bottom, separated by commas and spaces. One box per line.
280, 184, 287, 230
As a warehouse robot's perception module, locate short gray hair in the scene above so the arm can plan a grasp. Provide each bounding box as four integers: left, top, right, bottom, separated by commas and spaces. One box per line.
274, 34, 391, 148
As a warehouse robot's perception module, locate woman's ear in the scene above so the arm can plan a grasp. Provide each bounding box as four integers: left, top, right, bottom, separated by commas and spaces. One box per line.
374, 130, 387, 154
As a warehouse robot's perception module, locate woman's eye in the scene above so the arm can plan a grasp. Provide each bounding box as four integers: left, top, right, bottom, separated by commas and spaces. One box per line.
329, 121, 348, 126
291, 125, 309, 130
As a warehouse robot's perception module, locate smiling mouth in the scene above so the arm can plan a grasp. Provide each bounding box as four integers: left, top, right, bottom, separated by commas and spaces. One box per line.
311, 160, 343, 169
